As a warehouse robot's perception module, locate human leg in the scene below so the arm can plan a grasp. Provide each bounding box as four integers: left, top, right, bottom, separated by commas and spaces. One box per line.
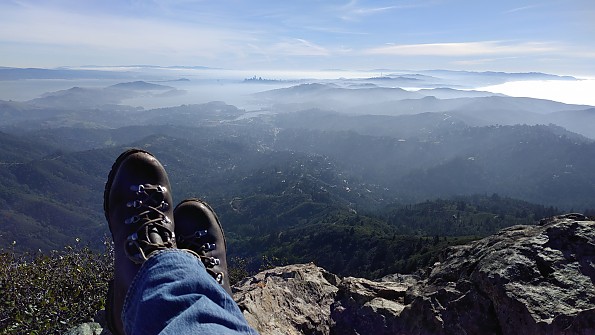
104, 149, 257, 335
122, 249, 257, 334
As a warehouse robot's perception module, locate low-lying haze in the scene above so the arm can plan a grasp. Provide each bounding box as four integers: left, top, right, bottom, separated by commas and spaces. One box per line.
1, 68, 594, 109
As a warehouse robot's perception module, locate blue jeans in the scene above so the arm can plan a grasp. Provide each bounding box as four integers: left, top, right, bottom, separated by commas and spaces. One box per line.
122, 249, 258, 334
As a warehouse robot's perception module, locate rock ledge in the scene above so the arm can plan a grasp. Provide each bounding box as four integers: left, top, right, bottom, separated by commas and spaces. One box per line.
70, 214, 595, 335
235, 214, 595, 335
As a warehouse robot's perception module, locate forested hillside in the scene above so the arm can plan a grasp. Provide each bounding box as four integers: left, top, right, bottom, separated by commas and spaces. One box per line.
2, 79, 595, 278
1, 117, 582, 278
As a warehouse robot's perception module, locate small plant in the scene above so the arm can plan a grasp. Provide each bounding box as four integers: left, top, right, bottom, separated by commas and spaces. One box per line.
228, 256, 250, 286
0, 238, 113, 335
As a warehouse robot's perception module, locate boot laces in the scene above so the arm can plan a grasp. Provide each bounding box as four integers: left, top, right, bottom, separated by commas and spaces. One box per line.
125, 184, 175, 264
178, 230, 224, 284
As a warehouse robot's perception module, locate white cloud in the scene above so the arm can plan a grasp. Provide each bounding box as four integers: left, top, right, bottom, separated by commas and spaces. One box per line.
0, 2, 339, 65
480, 79, 595, 106
0, 4, 252, 59
364, 41, 558, 57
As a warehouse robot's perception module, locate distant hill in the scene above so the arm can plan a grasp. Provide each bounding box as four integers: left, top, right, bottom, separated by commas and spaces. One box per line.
418, 70, 577, 87
259, 87, 593, 138
0, 100, 242, 129
255, 83, 423, 108
28, 87, 133, 109
109, 81, 173, 90
1, 71, 594, 279
274, 108, 469, 139
271, 123, 595, 209
546, 108, 595, 139
417, 87, 504, 99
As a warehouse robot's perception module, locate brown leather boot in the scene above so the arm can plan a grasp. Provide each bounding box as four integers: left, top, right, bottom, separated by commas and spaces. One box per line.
174, 199, 233, 295
104, 149, 176, 335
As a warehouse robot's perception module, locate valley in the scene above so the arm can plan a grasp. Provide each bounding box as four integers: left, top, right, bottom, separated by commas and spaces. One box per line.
1, 69, 594, 278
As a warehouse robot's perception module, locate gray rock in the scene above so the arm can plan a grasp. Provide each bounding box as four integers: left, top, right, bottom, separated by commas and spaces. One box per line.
64, 322, 107, 335
65, 310, 111, 335
234, 263, 340, 335
330, 277, 409, 335
329, 214, 595, 335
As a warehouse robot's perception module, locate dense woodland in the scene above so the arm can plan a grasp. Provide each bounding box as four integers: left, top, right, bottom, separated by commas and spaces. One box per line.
2, 104, 589, 277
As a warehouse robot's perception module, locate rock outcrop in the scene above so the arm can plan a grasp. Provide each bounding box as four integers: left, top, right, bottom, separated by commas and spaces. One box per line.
69, 214, 595, 335
234, 263, 340, 334
396, 213, 595, 335
235, 214, 595, 335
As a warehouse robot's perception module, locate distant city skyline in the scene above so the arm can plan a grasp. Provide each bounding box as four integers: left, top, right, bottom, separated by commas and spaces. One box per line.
0, 0, 594, 76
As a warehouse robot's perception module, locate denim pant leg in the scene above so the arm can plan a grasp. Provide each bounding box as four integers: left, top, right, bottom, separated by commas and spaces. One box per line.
122, 249, 258, 335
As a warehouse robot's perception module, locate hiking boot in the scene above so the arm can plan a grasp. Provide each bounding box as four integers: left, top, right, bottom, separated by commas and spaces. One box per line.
174, 198, 233, 295
104, 149, 176, 335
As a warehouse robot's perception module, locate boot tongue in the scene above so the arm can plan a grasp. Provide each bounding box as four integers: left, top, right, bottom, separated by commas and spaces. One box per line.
142, 211, 172, 245
148, 225, 164, 244
144, 185, 168, 245
146, 186, 166, 206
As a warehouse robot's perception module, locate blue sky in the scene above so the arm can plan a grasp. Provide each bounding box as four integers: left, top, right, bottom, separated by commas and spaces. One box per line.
1, 0, 594, 75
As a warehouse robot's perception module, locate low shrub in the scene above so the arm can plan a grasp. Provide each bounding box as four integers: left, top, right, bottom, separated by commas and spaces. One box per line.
0, 239, 113, 335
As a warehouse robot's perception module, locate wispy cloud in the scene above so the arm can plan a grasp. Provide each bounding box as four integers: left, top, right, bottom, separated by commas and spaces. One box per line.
452, 56, 520, 66
338, 0, 403, 21
364, 41, 559, 57
270, 39, 330, 56
337, 0, 441, 21
0, 2, 338, 67
302, 25, 369, 35
351, 5, 399, 16
504, 5, 541, 14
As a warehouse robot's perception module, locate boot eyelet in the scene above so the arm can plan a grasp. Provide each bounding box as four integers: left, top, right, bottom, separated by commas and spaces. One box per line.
195, 230, 208, 238
215, 273, 224, 283
202, 243, 216, 251
126, 200, 142, 208
130, 184, 145, 194
125, 216, 140, 224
